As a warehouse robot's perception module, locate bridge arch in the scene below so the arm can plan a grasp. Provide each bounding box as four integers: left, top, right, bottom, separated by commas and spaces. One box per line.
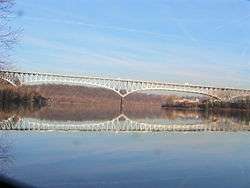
0, 77, 18, 87
1, 70, 249, 102
122, 87, 222, 101
1, 76, 222, 100
229, 94, 250, 102
11, 79, 125, 97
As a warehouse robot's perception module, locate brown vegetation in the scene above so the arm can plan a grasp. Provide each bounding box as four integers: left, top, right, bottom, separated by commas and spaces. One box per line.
199, 98, 250, 111
21, 84, 166, 120
25, 84, 166, 111
161, 95, 202, 109
0, 82, 47, 111
1, 82, 249, 121
162, 95, 250, 111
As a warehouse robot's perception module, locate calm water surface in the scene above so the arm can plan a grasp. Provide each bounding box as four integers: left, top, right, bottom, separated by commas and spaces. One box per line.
0, 108, 250, 188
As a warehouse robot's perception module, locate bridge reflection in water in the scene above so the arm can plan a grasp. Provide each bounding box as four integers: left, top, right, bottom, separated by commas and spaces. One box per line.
1, 114, 250, 132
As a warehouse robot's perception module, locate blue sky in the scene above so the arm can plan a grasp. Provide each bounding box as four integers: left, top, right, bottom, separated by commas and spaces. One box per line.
11, 0, 250, 88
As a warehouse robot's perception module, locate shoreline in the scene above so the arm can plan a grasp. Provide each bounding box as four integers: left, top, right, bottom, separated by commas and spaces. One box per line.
0, 83, 249, 112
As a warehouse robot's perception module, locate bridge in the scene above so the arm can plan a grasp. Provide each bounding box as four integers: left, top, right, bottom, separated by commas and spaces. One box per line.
0, 114, 249, 132
1, 70, 250, 101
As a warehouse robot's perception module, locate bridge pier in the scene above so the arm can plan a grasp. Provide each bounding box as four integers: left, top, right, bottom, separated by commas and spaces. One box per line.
120, 97, 124, 113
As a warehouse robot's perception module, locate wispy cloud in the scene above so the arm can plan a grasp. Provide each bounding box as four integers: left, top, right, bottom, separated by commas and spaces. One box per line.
23, 16, 184, 41
215, 14, 250, 31
13, 0, 250, 88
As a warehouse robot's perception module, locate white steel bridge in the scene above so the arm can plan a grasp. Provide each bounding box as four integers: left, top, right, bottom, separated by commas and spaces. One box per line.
0, 114, 249, 132
0, 70, 250, 101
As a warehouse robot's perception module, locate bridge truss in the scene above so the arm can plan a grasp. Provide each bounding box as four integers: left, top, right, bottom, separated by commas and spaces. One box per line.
0, 70, 250, 101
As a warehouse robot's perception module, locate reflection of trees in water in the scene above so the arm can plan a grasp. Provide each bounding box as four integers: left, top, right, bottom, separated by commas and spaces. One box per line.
202, 110, 250, 125
126, 108, 250, 125
0, 133, 13, 174
0, 104, 250, 130
24, 103, 250, 123
0, 102, 43, 122
28, 103, 120, 121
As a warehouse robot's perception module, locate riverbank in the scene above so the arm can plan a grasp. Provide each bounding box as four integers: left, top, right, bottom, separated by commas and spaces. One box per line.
0, 86, 47, 110
161, 95, 250, 111
1, 83, 249, 112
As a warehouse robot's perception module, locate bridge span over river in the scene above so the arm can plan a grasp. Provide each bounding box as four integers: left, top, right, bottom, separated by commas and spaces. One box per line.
1, 70, 250, 101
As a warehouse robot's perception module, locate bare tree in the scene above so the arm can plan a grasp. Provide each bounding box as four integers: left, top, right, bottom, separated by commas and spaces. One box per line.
0, 0, 18, 70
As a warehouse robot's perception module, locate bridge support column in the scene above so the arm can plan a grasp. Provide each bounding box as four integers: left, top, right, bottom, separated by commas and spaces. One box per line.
120, 97, 124, 113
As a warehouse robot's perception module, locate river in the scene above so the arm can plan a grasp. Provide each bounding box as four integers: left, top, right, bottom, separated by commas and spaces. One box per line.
0, 107, 250, 188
